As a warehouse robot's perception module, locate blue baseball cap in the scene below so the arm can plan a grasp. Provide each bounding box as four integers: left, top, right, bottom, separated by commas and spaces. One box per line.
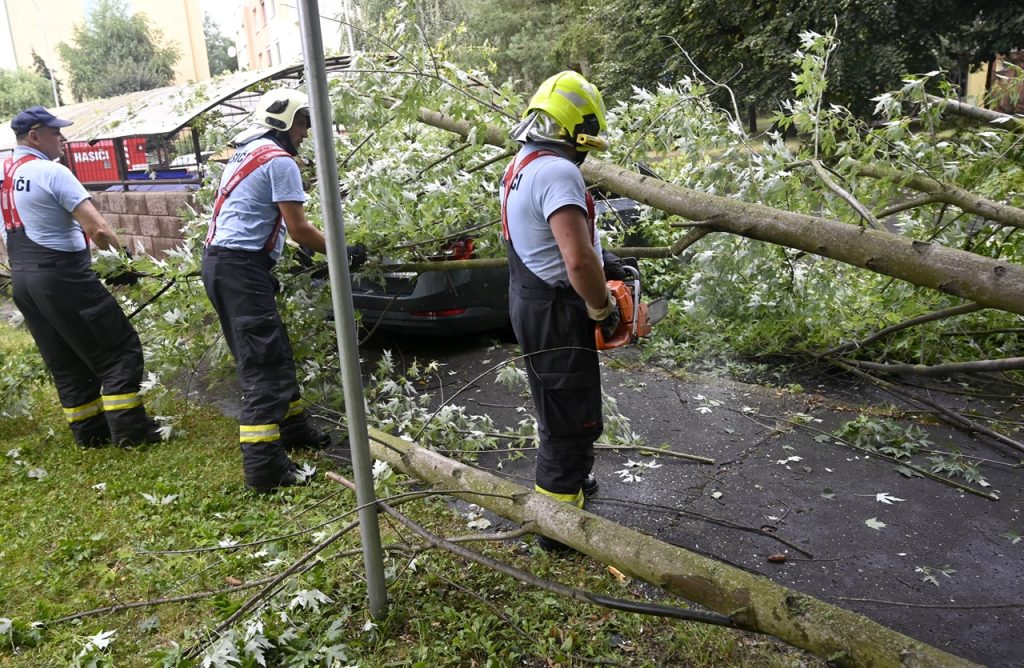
11, 106, 73, 135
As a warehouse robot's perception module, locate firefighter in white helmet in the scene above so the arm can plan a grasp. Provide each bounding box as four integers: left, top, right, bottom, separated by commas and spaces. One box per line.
202, 88, 348, 492
500, 71, 620, 550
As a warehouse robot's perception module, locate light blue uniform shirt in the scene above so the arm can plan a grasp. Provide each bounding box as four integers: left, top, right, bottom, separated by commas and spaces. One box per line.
207, 137, 306, 262
1, 146, 91, 251
501, 143, 602, 285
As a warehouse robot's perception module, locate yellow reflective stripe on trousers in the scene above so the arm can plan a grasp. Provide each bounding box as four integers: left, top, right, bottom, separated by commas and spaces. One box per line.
535, 485, 584, 508
101, 392, 142, 412
285, 399, 303, 419
239, 424, 281, 443
63, 398, 104, 423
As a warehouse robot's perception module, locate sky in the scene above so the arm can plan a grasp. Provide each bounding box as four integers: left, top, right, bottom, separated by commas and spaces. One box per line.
201, 0, 242, 33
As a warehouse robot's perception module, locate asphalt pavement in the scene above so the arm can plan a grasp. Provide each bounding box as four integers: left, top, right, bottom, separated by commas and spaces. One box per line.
355, 331, 1023, 668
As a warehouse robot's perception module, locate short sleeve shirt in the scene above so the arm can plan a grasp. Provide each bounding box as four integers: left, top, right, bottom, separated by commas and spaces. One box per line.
501, 144, 602, 285
207, 137, 306, 261
1, 146, 91, 251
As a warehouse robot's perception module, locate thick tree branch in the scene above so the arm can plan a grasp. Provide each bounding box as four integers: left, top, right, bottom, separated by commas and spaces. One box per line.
820, 303, 984, 356
420, 108, 1024, 316
847, 159, 1024, 230
845, 356, 1024, 376
327, 473, 739, 629
924, 94, 1024, 131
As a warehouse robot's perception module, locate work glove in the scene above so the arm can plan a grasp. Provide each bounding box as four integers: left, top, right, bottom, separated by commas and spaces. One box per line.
587, 289, 621, 340
602, 250, 638, 281
347, 244, 367, 272
104, 249, 143, 287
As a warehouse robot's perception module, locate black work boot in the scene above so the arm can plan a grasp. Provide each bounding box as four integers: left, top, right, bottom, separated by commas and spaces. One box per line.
582, 474, 599, 498
72, 413, 111, 447
109, 406, 163, 447
243, 443, 311, 493
280, 415, 331, 451
536, 534, 575, 553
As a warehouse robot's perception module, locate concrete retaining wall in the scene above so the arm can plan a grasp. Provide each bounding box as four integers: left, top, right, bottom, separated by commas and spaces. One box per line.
0, 191, 195, 265
94, 191, 195, 257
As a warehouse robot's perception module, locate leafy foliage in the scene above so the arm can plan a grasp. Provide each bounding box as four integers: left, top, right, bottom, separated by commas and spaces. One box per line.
0, 68, 54, 118
56, 0, 179, 102
203, 14, 238, 77
586, 0, 1024, 115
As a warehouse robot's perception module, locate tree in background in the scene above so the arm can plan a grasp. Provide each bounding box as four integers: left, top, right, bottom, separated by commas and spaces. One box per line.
0, 69, 54, 118
56, 0, 178, 102
359, 0, 594, 92
204, 14, 238, 77
31, 50, 63, 107
587, 0, 1024, 117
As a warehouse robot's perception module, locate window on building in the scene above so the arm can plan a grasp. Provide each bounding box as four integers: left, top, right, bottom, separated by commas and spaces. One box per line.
275, 41, 282, 64
259, 0, 267, 27
267, 0, 276, 19
266, 47, 272, 66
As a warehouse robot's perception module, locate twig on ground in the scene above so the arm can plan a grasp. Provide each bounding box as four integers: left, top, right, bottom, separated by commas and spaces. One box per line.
836, 596, 1023, 609
590, 497, 813, 558
47, 564, 318, 625
833, 359, 1024, 457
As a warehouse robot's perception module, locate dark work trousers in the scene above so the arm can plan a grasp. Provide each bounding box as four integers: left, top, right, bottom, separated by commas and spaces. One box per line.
507, 242, 602, 504
7, 229, 154, 445
201, 246, 305, 488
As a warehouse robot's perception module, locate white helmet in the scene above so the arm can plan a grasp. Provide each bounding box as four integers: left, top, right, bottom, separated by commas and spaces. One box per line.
231, 88, 309, 146
252, 88, 309, 131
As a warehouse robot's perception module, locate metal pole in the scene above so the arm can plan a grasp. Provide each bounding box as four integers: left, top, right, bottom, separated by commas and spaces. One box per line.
296, 0, 388, 618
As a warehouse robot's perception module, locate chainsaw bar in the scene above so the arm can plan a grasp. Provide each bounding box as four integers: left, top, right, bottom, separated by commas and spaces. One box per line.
646, 298, 669, 327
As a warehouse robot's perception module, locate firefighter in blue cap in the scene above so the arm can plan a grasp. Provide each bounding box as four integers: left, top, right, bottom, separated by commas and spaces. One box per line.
1, 105, 161, 447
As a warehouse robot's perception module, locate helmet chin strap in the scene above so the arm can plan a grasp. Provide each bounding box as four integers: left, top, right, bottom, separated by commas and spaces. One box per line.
572, 150, 588, 166
268, 129, 299, 156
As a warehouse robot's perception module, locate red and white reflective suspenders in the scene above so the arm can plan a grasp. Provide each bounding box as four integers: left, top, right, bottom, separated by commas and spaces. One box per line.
205, 145, 291, 252
500, 150, 595, 242
1, 155, 39, 232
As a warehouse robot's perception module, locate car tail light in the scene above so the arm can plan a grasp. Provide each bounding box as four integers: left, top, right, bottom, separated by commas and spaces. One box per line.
428, 238, 475, 261
411, 308, 468, 318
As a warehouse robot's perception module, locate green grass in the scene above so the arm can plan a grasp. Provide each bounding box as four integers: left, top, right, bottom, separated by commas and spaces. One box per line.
0, 322, 816, 667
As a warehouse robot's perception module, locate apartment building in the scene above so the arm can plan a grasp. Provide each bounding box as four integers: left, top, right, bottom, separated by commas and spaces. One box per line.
232, 0, 356, 70
0, 0, 209, 101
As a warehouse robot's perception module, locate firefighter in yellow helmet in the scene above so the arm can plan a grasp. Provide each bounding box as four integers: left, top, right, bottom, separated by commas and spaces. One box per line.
500, 71, 619, 550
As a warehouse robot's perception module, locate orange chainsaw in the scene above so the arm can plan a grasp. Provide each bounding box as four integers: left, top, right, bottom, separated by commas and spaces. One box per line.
595, 265, 668, 350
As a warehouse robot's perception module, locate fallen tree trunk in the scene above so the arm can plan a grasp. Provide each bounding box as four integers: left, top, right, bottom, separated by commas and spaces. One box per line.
419, 109, 1024, 316
366, 426, 978, 668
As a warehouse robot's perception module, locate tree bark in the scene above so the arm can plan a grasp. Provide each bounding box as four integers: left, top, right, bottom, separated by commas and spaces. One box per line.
366, 427, 979, 668
418, 109, 1024, 316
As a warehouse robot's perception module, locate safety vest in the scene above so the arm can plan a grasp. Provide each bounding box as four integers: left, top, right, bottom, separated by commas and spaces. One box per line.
1, 154, 39, 232
500, 149, 595, 243
205, 144, 291, 252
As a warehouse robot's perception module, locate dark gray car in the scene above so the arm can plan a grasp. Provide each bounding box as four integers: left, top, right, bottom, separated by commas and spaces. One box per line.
351, 198, 641, 337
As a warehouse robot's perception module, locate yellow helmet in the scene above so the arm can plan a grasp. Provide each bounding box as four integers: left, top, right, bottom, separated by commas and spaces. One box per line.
511, 71, 609, 153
